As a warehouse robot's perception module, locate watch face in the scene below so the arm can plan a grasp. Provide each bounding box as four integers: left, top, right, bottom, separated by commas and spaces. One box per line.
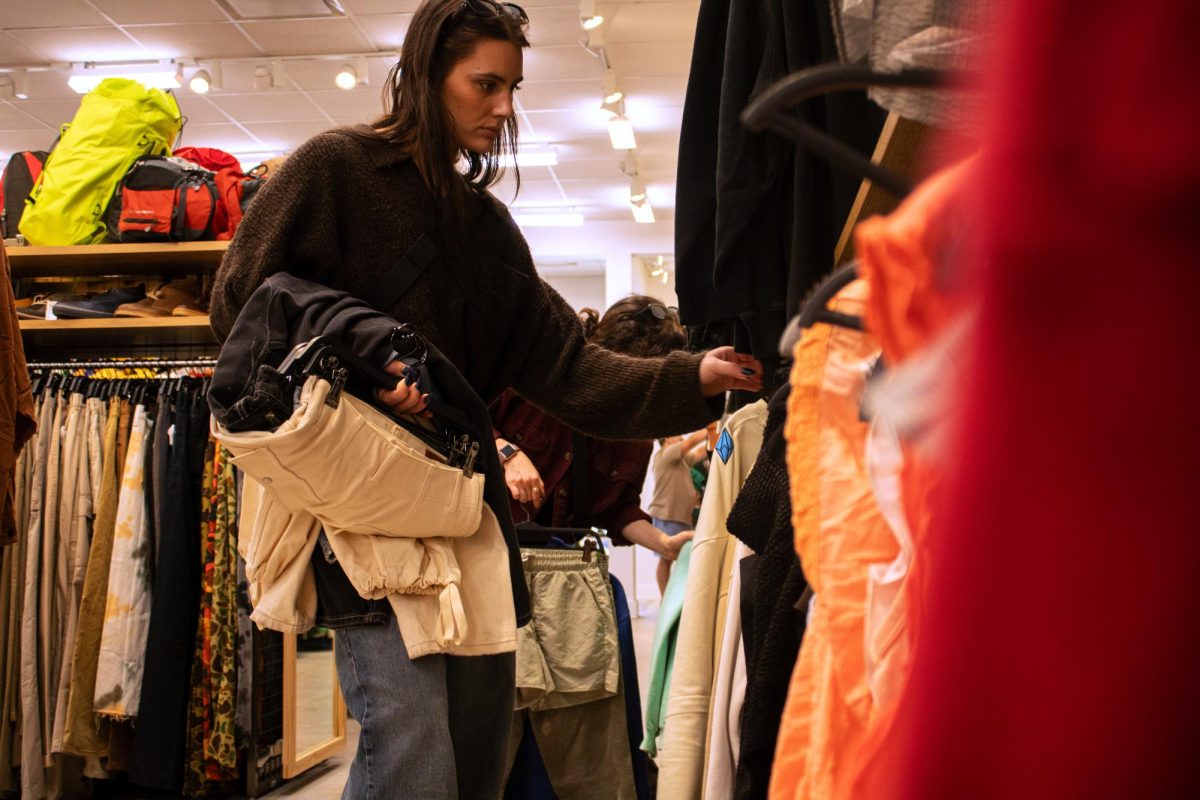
500, 444, 518, 460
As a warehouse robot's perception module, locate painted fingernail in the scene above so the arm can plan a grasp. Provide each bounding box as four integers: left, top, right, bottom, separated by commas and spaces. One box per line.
741, 368, 756, 376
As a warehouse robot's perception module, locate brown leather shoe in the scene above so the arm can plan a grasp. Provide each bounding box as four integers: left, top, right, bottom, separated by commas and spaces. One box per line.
115, 281, 202, 318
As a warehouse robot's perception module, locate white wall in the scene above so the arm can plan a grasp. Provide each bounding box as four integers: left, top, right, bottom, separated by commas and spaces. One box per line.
520, 219, 675, 307
541, 273, 606, 313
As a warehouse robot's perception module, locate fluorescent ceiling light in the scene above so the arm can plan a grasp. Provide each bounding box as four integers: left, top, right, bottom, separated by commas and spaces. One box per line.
608, 115, 637, 150
501, 147, 559, 168
512, 212, 584, 227
68, 64, 182, 94
631, 201, 655, 223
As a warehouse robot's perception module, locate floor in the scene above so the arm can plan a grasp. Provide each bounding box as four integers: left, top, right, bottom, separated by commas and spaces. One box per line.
260, 613, 660, 799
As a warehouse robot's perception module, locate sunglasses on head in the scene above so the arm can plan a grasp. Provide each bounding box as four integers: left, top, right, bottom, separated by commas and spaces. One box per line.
637, 303, 679, 321
459, 0, 529, 26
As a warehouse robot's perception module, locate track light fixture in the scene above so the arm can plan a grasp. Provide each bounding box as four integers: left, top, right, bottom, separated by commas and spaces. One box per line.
189, 69, 212, 94
607, 100, 636, 150
14, 70, 29, 100
579, 0, 604, 30
189, 61, 222, 94
629, 177, 648, 205
602, 68, 623, 105
335, 56, 368, 90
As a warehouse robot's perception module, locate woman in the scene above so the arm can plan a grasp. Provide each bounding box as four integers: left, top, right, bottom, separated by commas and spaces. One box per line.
209, 0, 762, 796
648, 424, 711, 592
492, 296, 695, 561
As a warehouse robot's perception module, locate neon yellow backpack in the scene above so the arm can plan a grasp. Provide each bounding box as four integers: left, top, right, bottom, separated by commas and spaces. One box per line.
19, 78, 183, 245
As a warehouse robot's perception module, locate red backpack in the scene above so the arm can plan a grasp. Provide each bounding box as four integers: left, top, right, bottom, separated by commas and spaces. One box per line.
174, 146, 240, 173
213, 167, 266, 240
1, 151, 49, 238
105, 156, 220, 242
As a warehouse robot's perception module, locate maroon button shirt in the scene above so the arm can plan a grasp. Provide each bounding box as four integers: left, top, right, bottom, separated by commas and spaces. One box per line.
490, 389, 652, 545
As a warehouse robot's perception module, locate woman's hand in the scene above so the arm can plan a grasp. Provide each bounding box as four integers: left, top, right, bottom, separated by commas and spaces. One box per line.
699, 346, 764, 396
503, 450, 546, 508
377, 361, 431, 417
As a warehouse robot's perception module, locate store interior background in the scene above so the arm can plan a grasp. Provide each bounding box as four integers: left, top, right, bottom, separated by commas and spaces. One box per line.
0, 0, 693, 628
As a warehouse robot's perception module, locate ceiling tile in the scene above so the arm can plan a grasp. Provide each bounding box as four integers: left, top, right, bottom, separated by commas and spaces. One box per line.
525, 5, 587, 49
617, 74, 688, 105
0, 129, 60, 154
602, 2, 698, 43
340, 0, 422, 12
520, 107, 621, 140
100, 0, 231, 24
524, 45, 604, 83
8, 27, 149, 63
605, 40, 692, 77
121, 22, 264, 59
0, 101, 57, 131
518, 78, 597, 113
179, 121, 264, 150
4, 96, 80, 130
353, 14, 411, 50
237, 18, 372, 55
243, 119, 336, 149
173, 95, 236, 124
0, 68, 79, 105
551, 154, 675, 181
305, 88, 385, 122
0, 1, 108, 28
210, 91, 325, 122
0, 33, 49, 67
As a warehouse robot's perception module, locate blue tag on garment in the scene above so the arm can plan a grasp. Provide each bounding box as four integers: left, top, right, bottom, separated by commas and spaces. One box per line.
715, 428, 734, 463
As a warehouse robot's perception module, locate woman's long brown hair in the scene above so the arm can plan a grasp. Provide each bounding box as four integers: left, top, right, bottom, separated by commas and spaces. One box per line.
357, 0, 529, 225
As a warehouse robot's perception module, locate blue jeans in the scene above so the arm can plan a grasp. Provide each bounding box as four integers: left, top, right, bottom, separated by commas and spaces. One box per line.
335, 622, 516, 799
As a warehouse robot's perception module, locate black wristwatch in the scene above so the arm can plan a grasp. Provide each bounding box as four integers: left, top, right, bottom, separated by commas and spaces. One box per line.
498, 442, 520, 463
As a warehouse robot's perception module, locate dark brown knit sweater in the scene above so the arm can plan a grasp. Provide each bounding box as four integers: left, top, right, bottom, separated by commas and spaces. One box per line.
210, 128, 720, 439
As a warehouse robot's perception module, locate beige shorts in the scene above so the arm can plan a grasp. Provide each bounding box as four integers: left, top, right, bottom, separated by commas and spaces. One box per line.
515, 548, 619, 711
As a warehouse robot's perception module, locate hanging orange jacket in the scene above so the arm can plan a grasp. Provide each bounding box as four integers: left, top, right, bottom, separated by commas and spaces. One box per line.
770, 279, 896, 800
844, 162, 974, 799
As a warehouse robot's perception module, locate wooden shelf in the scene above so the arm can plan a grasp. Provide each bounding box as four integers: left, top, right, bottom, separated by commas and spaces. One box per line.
19, 316, 217, 349
8, 241, 229, 278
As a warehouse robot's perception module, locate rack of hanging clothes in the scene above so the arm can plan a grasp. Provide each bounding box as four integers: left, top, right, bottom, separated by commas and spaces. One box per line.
650, 60, 971, 800
3, 357, 254, 799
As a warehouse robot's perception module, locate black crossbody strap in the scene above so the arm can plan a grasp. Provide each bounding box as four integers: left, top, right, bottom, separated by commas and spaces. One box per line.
571, 430, 593, 528
375, 234, 439, 311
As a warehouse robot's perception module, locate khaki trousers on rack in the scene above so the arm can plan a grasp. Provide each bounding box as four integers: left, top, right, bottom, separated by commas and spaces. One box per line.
61, 396, 120, 759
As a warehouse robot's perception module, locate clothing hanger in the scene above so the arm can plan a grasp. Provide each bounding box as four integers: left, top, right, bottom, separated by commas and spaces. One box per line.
742, 63, 944, 198
277, 335, 480, 476
778, 261, 864, 356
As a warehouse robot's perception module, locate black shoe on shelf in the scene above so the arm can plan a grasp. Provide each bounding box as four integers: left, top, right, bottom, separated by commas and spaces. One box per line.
16, 293, 89, 320
53, 285, 147, 319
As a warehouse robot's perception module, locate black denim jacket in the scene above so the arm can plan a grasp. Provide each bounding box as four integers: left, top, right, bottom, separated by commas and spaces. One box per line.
209, 272, 532, 629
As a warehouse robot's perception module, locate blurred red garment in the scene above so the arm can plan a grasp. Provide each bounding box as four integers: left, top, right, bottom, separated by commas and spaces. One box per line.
853, 1, 1200, 798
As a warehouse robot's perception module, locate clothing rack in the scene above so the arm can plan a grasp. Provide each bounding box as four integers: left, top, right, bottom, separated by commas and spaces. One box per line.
27, 358, 218, 369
